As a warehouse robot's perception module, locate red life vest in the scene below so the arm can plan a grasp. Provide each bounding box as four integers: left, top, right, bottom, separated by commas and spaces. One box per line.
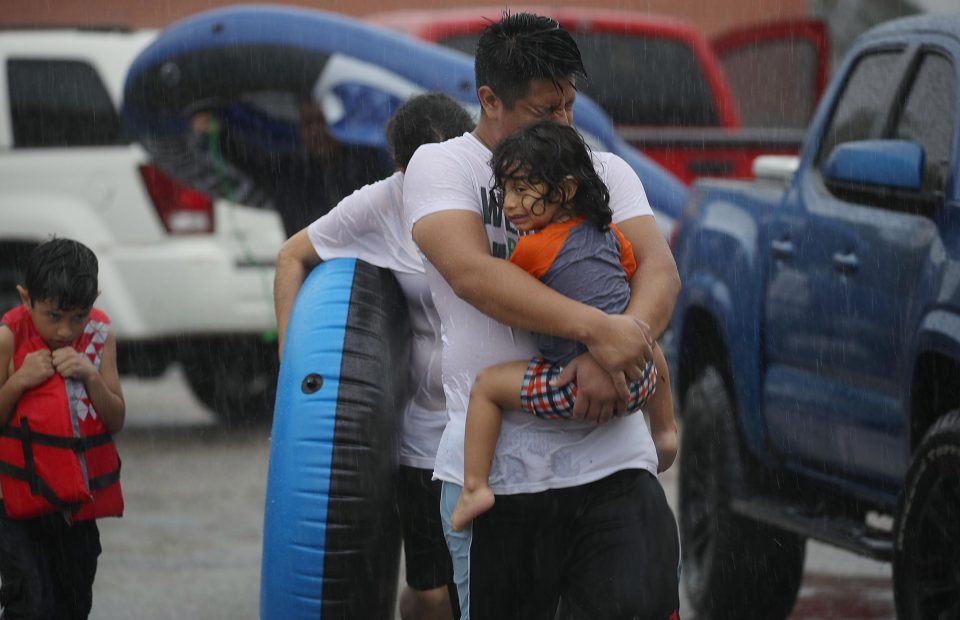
0, 305, 123, 521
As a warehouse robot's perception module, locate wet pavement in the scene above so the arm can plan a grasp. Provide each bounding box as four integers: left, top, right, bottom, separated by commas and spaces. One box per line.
658, 458, 895, 620
89, 367, 896, 619
792, 574, 895, 620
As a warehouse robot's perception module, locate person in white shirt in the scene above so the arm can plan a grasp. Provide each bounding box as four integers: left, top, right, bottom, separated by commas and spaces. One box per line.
402, 13, 682, 620
274, 92, 474, 620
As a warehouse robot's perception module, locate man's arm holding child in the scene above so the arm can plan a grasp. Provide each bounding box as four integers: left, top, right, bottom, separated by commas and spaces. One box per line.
617, 215, 681, 340
412, 210, 654, 386
555, 215, 679, 422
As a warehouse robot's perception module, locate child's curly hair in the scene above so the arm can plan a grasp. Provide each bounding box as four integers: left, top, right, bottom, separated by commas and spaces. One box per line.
491, 121, 611, 230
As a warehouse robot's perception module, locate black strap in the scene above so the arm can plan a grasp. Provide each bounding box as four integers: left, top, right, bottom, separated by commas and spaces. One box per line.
0, 424, 112, 453
89, 466, 121, 491
90, 455, 121, 491
0, 460, 86, 514
18, 418, 38, 495
0, 419, 118, 514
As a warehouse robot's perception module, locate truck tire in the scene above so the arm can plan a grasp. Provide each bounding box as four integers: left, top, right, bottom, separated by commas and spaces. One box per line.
183, 338, 278, 425
679, 367, 805, 620
893, 410, 960, 619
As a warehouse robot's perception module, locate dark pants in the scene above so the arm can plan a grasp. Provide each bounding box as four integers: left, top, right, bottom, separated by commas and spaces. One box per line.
0, 502, 101, 620
469, 470, 681, 620
397, 466, 460, 619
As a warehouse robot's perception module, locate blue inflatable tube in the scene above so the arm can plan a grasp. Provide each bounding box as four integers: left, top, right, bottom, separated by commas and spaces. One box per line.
261, 259, 409, 619
122, 5, 687, 221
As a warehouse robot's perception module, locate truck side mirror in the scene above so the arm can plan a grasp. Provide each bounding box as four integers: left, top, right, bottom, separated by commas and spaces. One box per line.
824, 139, 924, 191
822, 139, 938, 215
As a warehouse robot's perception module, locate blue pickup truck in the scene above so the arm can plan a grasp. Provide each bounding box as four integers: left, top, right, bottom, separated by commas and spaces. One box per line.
667, 13, 960, 620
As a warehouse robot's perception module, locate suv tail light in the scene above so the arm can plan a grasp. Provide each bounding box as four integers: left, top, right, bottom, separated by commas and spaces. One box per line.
139, 164, 214, 234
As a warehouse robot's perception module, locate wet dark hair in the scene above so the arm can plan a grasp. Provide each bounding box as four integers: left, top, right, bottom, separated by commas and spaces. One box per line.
475, 12, 587, 109
386, 92, 475, 170
492, 121, 611, 230
23, 237, 98, 310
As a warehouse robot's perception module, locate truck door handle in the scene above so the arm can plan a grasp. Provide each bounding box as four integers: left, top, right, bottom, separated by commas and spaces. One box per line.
770, 238, 795, 260
832, 251, 860, 274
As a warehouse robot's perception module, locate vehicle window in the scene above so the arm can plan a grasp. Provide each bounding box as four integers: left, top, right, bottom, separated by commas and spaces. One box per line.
439, 31, 719, 127
893, 52, 955, 195
438, 33, 478, 57
816, 50, 902, 167
719, 39, 816, 129
575, 33, 718, 127
7, 58, 127, 148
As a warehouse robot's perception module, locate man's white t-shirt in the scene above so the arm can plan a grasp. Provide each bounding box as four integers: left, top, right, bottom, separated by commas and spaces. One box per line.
308, 171, 447, 470
403, 132, 660, 494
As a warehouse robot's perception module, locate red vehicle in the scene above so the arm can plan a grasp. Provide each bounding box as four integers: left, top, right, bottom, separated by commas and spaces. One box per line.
367, 7, 828, 184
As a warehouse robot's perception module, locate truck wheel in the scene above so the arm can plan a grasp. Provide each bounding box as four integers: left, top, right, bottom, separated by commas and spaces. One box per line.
679, 367, 805, 620
183, 339, 278, 425
893, 410, 960, 619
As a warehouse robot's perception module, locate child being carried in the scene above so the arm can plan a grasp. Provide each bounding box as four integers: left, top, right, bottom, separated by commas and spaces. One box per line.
451, 121, 678, 531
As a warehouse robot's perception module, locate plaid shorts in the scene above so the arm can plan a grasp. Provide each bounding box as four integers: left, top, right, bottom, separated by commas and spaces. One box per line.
519, 357, 658, 420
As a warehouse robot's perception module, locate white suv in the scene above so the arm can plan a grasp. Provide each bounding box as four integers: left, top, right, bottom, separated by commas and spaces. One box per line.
0, 27, 285, 422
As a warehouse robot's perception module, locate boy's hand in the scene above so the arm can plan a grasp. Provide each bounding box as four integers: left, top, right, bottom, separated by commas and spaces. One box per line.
16, 349, 56, 389
651, 423, 679, 473
51, 347, 96, 382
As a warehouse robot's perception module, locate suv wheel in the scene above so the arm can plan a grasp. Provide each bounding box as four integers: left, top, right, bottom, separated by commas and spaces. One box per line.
679, 366, 805, 620
183, 338, 278, 425
893, 409, 960, 619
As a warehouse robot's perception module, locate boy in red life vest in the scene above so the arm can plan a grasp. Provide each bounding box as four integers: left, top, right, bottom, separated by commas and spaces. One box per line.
0, 237, 125, 619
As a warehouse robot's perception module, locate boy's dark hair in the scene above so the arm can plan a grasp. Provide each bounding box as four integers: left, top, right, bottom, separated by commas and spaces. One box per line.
23, 237, 99, 310
386, 92, 475, 169
492, 120, 611, 230
475, 12, 587, 108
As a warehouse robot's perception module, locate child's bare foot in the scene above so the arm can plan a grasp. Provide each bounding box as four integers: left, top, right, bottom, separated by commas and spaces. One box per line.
451, 485, 495, 531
